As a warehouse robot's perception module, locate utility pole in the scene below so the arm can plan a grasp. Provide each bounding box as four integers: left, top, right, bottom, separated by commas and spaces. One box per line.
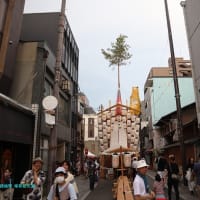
47, 0, 66, 191
164, 0, 185, 174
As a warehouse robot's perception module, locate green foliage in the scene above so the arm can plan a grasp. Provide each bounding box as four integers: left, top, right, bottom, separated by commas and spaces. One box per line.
101, 34, 132, 67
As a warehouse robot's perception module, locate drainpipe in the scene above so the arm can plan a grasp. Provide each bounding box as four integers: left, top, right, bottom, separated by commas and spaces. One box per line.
32, 104, 39, 159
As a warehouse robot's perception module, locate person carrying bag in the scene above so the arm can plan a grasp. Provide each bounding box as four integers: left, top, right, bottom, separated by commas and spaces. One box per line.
166, 154, 180, 200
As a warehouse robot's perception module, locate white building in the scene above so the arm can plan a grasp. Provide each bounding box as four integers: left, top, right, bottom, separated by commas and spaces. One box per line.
82, 113, 99, 156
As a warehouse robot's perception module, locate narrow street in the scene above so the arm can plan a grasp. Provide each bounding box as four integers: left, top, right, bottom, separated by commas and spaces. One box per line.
84, 179, 113, 200
76, 171, 199, 200
1, 2, 200, 200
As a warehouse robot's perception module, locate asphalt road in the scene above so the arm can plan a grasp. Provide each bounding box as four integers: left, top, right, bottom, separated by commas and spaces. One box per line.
83, 177, 162, 200
81, 172, 198, 200
85, 178, 113, 200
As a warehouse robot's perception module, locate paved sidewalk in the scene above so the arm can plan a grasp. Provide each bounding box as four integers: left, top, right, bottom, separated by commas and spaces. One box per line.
147, 170, 198, 200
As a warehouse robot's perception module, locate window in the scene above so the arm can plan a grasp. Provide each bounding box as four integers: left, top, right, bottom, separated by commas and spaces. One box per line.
88, 130, 94, 138
88, 118, 94, 138
58, 95, 70, 125
44, 80, 53, 96
89, 118, 93, 125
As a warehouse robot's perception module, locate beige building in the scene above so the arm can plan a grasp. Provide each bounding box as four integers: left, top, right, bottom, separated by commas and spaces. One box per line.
145, 57, 191, 79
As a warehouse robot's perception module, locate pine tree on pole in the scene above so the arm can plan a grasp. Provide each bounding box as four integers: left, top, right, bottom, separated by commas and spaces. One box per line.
101, 34, 132, 89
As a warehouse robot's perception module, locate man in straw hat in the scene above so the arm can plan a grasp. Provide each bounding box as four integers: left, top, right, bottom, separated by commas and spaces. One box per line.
20, 157, 46, 200
133, 159, 155, 200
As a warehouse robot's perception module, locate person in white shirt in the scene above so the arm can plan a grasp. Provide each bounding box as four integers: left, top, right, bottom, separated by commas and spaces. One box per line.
47, 167, 77, 200
133, 159, 155, 200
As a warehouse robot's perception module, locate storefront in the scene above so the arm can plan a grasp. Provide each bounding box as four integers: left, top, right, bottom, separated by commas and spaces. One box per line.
0, 94, 35, 198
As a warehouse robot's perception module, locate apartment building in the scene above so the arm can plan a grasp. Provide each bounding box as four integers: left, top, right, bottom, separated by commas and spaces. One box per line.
143, 57, 197, 166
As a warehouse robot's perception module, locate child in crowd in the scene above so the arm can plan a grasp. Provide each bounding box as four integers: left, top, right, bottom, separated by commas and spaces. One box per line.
153, 173, 167, 200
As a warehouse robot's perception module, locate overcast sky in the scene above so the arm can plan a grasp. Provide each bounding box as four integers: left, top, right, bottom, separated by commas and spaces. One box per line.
24, 0, 189, 111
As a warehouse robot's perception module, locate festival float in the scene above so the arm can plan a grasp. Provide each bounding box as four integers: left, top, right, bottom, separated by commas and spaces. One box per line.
98, 87, 141, 200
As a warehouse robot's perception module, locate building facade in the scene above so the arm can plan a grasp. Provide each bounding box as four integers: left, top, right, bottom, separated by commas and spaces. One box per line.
155, 103, 200, 167
0, 93, 35, 198
83, 113, 99, 157
13, 12, 80, 167
0, 0, 25, 94
181, 0, 200, 127
143, 57, 196, 166
0, 2, 37, 198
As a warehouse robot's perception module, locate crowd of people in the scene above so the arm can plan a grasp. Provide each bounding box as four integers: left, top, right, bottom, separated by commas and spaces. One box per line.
1, 152, 200, 200
0, 157, 79, 200
131, 153, 200, 200
0, 155, 100, 200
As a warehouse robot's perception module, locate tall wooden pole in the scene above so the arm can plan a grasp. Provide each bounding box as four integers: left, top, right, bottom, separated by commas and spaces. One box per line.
0, 0, 15, 75
164, 0, 185, 174
47, 0, 66, 191
118, 64, 120, 89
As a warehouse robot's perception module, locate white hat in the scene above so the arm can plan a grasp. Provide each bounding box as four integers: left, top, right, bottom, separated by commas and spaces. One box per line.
55, 167, 66, 174
136, 159, 149, 169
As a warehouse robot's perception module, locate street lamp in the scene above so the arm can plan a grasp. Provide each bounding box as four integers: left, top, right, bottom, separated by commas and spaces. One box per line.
164, 0, 185, 174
